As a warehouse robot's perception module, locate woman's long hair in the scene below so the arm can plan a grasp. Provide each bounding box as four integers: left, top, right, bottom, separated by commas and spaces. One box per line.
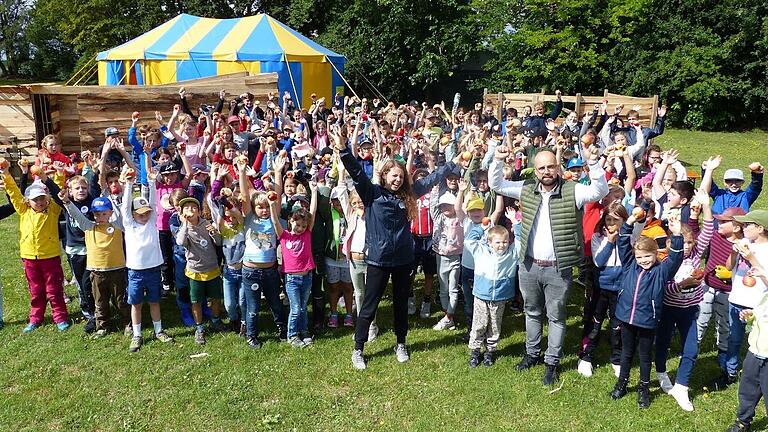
379, 159, 417, 221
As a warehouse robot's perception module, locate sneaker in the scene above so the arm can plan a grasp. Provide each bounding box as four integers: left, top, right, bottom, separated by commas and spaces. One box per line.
657, 371, 674, 393
194, 328, 206, 345
22, 323, 40, 333
300, 333, 314, 345
462, 331, 471, 343
209, 320, 226, 333
610, 377, 629, 400
542, 364, 560, 386
247, 337, 262, 349
239, 322, 246, 338
123, 325, 133, 338
432, 316, 456, 331
669, 383, 694, 411
92, 329, 108, 339
129, 336, 143, 353
367, 323, 379, 342
725, 421, 751, 432
56, 321, 71, 332
637, 381, 651, 409
483, 351, 495, 368
351, 349, 366, 370
469, 349, 481, 368
577, 359, 593, 378
278, 326, 288, 341
343, 314, 354, 327
327, 313, 339, 328
419, 301, 431, 319
289, 336, 306, 348
407, 297, 417, 315
394, 343, 410, 363
82, 318, 96, 333
153, 330, 174, 343
611, 363, 621, 378
515, 354, 543, 371
161, 284, 171, 298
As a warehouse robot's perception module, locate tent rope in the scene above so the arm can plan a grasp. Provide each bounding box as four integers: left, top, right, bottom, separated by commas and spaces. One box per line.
284, 54, 302, 111
326, 56, 359, 100
67, 56, 97, 86
354, 67, 388, 103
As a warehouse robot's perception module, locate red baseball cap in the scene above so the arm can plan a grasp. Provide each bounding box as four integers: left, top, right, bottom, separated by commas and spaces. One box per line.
714, 207, 747, 221
227, 115, 240, 124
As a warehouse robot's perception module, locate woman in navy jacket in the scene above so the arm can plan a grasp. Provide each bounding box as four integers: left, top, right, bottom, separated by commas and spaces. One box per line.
334, 131, 462, 370
610, 211, 684, 408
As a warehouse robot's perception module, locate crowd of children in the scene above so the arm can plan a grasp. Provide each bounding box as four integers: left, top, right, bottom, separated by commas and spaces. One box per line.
0, 90, 766, 431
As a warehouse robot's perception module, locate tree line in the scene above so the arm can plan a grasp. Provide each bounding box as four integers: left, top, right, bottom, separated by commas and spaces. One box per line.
5, 0, 768, 130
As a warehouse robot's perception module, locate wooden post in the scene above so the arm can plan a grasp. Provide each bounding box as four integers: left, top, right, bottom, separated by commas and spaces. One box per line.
574, 93, 582, 120
650, 94, 659, 141
497, 92, 503, 122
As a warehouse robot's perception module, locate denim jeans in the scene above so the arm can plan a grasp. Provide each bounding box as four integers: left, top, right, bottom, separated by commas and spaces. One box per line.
223, 266, 245, 323
726, 302, 748, 376
655, 305, 700, 386
241, 265, 284, 339
285, 273, 313, 338
173, 253, 191, 306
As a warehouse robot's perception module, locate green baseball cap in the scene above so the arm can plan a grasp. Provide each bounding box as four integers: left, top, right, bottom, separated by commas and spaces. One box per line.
734, 209, 768, 229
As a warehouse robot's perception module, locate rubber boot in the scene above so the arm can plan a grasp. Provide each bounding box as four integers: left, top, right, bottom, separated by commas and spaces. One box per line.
177, 301, 195, 327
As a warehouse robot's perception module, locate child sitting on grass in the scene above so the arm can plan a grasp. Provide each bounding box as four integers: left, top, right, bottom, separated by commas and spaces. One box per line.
62, 193, 129, 339
464, 213, 521, 368
3, 171, 70, 333
611, 211, 684, 409
176, 197, 225, 345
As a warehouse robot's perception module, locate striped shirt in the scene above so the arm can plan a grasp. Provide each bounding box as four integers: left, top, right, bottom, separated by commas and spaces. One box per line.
703, 227, 735, 293
411, 194, 433, 236
664, 219, 714, 307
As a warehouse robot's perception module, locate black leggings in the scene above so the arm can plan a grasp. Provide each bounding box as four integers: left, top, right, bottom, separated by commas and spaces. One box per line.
580, 288, 621, 365
158, 230, 175, 288
354, 263, 412, 350
619, 322, 655, 382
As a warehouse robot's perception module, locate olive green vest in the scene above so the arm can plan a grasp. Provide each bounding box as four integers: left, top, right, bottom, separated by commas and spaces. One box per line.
519, 179, 583, 270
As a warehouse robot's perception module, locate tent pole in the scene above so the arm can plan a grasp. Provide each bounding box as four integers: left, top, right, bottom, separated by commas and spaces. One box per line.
327, 56, 359, 100
354, 67, 388, 103
284, 54, 302, 111
66, 55, 96, 86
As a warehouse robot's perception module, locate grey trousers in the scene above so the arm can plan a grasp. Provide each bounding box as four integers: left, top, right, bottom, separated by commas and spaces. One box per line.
517, 258, 572, 365
696, 284, 730, 352
350, 259, 375, 326
468, 298, 506, 351
437, 254, 461, 315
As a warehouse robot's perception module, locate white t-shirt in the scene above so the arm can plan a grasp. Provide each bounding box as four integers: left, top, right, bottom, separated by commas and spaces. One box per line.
729, 241, 768, 309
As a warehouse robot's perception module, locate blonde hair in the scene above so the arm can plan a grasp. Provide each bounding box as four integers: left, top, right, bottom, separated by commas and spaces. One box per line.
634, 236, 659, 254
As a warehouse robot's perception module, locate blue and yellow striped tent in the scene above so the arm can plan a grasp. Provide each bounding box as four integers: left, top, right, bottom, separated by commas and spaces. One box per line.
96, 13, 346, 106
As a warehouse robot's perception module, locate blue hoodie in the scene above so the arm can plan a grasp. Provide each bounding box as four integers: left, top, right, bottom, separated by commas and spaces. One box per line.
464, 224, 521, 302
615, 223, 684, 329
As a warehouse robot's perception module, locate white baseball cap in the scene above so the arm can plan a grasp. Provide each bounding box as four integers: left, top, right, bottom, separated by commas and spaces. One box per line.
724, 169, 744, 181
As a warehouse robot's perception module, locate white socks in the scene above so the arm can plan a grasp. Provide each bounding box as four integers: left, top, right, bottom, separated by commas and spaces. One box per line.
132, 324, 142, 337
657, 372, 674, 393
153, 320, 162, 334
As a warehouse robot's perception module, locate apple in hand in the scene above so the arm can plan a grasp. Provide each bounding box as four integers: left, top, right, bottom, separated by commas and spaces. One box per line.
267, 191, 278, 202
743, 275, 757, 287
632, 207, 646, 219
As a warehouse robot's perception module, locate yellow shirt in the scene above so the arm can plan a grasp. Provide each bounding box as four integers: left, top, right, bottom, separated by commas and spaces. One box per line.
84, 224, 126, 271
4, 174, 62, 260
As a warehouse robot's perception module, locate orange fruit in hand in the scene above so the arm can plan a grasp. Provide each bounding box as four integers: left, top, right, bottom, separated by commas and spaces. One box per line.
743, 275, 757, 287
267, 191, 278, 201
632, 207, 646, 219
132, 111, 140, 120
562, 171, 574, 181
0, 157, 9, 170
482, 217, 491, 226
462, 151, 472, 161
581, 134, 594, 147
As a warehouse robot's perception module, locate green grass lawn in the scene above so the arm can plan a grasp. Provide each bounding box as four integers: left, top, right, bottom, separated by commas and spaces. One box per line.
0, 129, 766, 431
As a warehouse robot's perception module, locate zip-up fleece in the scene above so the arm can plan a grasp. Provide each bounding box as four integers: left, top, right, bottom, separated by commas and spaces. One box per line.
615, 222, 684, 329
464, 224, 521, 302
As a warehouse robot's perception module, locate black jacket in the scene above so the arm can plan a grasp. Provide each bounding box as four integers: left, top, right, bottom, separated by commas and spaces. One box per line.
340, 148, 461, 267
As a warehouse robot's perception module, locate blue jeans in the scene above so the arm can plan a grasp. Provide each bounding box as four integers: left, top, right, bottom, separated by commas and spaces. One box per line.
655, 305, 700, 386
285, 273, 313, 338
241, 265, 285, 339
223, 266, 245, 322
726, 302, 748, 375
173, 253, 190, 305
461, 266, 474, 328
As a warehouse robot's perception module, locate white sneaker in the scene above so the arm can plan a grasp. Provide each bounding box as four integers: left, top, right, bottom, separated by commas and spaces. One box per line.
367, 323, 379, 342
394, 343, 410, 363
611, 363, 621, 378
577, 359, 593, 377
407, 297, 417, 315
419, 301, 431, 319
669, 383, 694, 411
351, 349, 366, 370
432, 316, 456, 331
657, 372, 674, 393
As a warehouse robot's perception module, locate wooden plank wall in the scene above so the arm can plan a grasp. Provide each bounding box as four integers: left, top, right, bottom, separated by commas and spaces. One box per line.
0, 86, 38, 160
483, 90, 659, 128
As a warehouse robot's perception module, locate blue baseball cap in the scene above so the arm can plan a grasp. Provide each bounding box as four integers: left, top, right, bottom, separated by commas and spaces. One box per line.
91, 197, 113, 213
566, 157, 584, 169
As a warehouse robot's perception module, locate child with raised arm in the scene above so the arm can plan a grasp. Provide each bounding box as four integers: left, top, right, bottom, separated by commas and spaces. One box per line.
455, 178, 486, 335
465, 212, 521, 368
61, 191, 129, 339
175, 196, 225, 345
269, 153, 318, 348
3, 169, 70, 332
655, 189, 714, 411
610, 212, 684, 409
120, 144, 174, 352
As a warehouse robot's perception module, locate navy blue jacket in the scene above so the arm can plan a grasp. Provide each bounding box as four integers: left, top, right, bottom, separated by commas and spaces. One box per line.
611, 115, 666, 146
520, 100, 563, 132
615, 223, 683, 329
340, 148, 461, 267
